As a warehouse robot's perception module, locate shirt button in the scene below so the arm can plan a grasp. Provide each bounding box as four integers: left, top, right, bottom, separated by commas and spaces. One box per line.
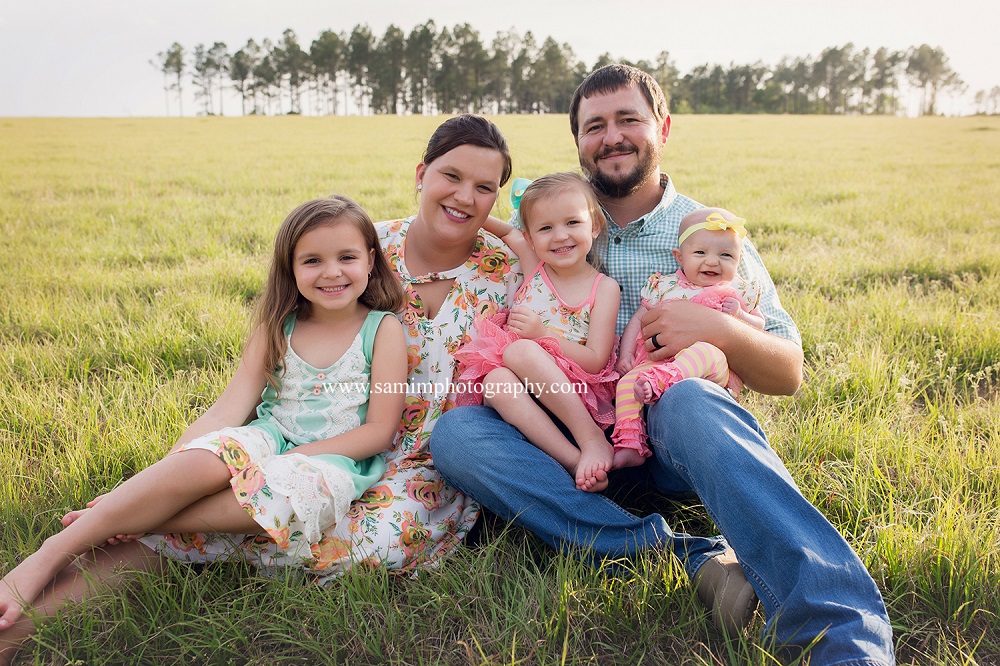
613, 237, 622, 245
317, 373, 327, 380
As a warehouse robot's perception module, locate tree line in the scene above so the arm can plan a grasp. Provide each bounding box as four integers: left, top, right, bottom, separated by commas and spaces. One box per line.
152, 22, 998, 118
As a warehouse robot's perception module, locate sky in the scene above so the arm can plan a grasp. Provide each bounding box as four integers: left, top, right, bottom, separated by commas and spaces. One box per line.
1, 0, 997, 117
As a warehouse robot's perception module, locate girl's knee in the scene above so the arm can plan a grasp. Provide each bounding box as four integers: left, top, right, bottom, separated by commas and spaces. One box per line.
484, 367, 517, 385
502, 339, 544, 369
483, 367, 521, 408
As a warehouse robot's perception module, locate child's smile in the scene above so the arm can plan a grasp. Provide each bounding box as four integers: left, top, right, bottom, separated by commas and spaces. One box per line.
293, 222, 374, 315
525, 189, 599, 270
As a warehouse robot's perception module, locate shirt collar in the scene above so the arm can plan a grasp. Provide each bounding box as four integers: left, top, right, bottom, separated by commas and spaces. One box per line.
645, 173, 677, 225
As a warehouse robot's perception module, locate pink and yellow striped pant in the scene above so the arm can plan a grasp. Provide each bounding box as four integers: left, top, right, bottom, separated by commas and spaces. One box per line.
611, 341, 736, 456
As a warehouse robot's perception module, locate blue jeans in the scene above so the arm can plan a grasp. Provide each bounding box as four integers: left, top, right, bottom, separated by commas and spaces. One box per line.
431, 379, 894, 666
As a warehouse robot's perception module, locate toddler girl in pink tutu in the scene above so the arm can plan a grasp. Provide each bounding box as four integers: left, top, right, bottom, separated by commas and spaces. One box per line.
456, 172, 620, 492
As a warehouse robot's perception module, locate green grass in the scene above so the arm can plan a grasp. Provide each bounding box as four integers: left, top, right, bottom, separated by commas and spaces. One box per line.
2, 115, 999, 664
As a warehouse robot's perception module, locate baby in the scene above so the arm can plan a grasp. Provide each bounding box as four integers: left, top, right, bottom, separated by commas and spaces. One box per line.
611, 207, 764, 468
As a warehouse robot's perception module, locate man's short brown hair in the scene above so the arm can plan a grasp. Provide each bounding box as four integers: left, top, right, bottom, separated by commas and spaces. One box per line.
569, 64, 669, 139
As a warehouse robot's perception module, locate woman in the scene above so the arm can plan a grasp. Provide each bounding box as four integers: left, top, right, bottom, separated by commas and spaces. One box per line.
0, 114, 518, 661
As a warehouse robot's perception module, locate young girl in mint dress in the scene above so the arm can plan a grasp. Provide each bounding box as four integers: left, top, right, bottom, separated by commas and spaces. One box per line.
0, 195, 408, 630
2, 115, 523, 661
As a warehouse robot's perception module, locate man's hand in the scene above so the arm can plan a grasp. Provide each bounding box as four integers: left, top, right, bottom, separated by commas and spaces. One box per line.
639, 299, 803, 395
640, 299, 720, 359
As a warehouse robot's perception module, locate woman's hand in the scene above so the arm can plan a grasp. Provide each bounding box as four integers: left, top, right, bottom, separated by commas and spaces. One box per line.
507, 306, 548, 339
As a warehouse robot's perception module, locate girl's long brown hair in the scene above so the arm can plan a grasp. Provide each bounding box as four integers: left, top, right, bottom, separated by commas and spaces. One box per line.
253, 195, 405, 388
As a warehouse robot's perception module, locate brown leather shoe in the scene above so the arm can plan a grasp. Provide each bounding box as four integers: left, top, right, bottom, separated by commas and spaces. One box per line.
693, 548, 760, 633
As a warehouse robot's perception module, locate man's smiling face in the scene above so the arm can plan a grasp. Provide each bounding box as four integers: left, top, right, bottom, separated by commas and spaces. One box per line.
575, 84, 667, 199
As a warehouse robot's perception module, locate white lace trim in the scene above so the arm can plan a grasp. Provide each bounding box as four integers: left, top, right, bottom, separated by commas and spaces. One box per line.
262, 453, 355, 548
269, 333, 366, 445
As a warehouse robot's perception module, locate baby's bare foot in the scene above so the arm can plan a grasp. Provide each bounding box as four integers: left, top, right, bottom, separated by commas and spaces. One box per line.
612, 448, 646, 470
634, 378, 655, 404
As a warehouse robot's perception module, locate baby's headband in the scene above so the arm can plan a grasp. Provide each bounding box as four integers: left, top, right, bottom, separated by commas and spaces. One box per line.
677, 212, 747, 247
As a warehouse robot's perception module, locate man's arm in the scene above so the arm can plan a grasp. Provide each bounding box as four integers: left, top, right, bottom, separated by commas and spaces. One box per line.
640, 300, 802, 395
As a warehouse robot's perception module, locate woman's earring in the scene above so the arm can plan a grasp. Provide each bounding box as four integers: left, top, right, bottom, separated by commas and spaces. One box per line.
417, 184, 422, 191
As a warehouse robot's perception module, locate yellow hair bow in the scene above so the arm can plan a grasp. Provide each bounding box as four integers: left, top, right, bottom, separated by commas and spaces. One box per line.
677, 212, 748, 247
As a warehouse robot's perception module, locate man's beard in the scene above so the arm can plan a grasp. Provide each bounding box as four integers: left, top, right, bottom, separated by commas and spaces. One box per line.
583, 142, 658, 199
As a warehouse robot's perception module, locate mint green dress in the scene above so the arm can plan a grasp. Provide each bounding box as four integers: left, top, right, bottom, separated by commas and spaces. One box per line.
140, 310, 390, 565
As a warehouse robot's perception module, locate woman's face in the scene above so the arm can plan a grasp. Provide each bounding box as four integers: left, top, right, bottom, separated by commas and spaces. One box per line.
415, 144, 505, 247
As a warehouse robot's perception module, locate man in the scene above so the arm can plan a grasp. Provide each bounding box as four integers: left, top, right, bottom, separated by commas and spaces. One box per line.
432, 65, 894, 665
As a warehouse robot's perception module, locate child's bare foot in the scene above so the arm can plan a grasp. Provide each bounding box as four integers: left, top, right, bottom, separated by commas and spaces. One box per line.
612, 447, 646, 470
577, 466, 608, 493
574, 439, 613, 493
0, 555, 56, 630
634, 377, 656, 404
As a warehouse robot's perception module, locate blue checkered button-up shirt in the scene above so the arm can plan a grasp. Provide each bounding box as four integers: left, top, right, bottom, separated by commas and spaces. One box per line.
599, 174, 800, 344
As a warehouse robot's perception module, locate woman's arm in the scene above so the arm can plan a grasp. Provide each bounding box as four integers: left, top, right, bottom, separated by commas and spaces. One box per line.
168, 328, 270, 454
481, 215, 515, 239
288, 316, 407, 461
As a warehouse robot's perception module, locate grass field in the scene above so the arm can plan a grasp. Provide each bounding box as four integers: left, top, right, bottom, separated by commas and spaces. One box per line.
1, 114, 999, 664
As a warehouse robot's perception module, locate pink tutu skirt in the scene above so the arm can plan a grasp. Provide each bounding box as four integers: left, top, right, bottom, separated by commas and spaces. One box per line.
454, 311, 619, 428
690, 284, 740, 311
